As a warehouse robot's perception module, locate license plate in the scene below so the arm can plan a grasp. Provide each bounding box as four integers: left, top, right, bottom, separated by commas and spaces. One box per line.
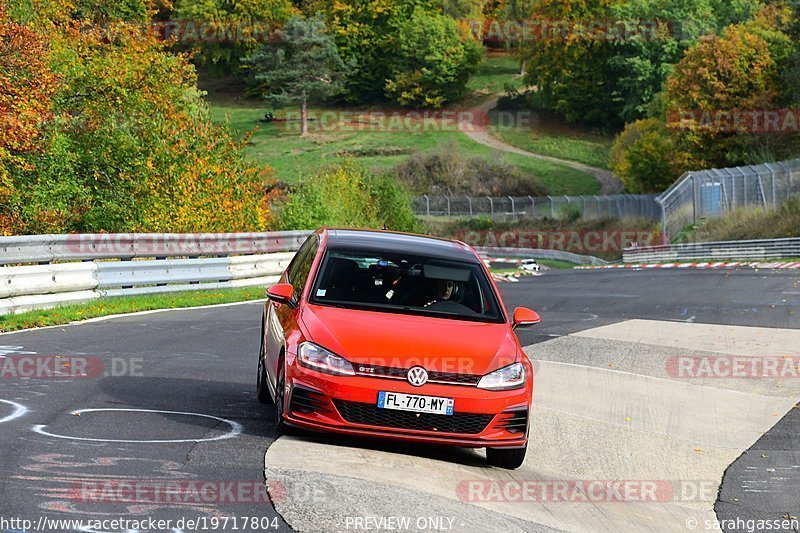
377, 391, 454, 415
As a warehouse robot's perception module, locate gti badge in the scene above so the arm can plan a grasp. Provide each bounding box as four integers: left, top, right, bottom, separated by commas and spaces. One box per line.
407, 366, 428, 387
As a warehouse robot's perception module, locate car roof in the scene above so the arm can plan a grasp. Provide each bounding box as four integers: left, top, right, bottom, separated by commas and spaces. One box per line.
323, 228, 479, 263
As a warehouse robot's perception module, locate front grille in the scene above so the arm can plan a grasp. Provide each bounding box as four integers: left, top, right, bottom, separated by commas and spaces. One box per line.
333, 400, 493, 434
354, 364, 481, 386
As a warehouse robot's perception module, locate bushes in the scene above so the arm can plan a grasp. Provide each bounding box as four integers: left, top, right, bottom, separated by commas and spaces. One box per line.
609, 119, 690, 194
270, 162, 421, 233
391, 147, 546, 196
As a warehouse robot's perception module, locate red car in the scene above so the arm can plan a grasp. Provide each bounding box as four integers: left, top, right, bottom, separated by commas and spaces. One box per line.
257, 228, 539, 469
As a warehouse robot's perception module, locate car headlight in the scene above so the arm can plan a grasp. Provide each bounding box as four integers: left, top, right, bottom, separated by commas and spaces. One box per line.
477, 362, 526, 391
297, 342, 355, 376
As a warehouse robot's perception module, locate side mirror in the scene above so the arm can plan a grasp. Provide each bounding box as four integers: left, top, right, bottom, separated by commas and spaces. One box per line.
512, 307, 540, 329
267, 283, 297, 309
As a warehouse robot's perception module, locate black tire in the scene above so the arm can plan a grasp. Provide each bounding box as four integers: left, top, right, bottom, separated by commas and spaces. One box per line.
274, 358, 287, 434
257, 318, 274, 405
486, 443, 527, 469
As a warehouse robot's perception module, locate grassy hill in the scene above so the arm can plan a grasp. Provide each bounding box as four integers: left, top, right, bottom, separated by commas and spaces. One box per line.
205, 54, 605, 196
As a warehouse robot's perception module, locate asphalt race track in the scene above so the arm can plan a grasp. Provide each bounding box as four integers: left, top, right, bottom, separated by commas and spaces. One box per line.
0, 268, 798, 532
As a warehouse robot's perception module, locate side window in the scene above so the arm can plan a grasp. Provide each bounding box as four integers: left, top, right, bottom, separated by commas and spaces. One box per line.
289, 237, 319, 298
287, 236, 315, 283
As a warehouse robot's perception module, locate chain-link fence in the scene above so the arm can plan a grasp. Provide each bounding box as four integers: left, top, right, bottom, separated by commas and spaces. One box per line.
412, 158, 800, 242
657, 159, 800, 240
411, 194, 660, 221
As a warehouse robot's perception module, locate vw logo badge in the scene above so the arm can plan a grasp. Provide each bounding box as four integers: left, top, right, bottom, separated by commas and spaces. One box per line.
407, 366, 428, 387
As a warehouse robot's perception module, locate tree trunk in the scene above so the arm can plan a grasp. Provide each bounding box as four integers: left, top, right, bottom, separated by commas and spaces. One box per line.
300, 94, 308, 137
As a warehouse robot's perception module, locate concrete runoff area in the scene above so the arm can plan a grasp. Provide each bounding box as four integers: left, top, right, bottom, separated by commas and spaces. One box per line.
264, 320, 800, 532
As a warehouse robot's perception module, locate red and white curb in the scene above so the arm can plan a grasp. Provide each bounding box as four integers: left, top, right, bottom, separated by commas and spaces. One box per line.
575, 261, 800, 271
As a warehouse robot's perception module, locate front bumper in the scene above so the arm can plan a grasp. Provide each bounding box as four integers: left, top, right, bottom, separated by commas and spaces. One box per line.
283, 356, 532, 448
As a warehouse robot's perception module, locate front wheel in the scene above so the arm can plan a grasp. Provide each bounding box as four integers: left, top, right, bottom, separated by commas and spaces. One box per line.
256, 319, 273, 405
486, 443, 527, 469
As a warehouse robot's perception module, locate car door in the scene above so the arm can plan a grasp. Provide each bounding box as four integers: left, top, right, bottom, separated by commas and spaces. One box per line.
264, 235, 319, 388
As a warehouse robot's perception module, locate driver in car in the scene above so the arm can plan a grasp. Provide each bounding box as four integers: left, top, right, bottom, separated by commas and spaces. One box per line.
425, 279, 455, 307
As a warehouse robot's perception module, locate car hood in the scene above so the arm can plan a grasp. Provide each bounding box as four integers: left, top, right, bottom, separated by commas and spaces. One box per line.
300, 304, 519, 376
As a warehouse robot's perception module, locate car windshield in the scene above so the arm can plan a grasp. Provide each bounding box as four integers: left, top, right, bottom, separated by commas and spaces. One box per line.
309, 248, 504, 323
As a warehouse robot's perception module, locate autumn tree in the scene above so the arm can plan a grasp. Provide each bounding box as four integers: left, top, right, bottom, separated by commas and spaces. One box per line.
664, 20, 782, 167
3, 1, 273, 234
0, 6, 59, 234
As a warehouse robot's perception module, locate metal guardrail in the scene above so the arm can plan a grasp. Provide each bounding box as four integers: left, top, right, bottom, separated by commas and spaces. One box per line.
623, 237, 800, 263
0, 229, 609, 315
476, 246, 608, 266
0, 232, 311, 315
0, 231, 310, 265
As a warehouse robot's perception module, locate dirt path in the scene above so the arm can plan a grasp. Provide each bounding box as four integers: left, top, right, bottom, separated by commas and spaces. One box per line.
462, 97, 624, 194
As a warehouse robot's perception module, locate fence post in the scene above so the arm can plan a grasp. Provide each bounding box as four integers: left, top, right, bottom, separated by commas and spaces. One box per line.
446, 196, 451, 217
547, 196, 554, 218
777, 161, 790, 198
466, 195, 473, 216
528, 195, 535, 217
738, 167, 749, 206
767, 164, 777, 208
656, 197, 668, 244
488, 196, 494, 218
424, 194, 430, 216
508, 196, 515, 218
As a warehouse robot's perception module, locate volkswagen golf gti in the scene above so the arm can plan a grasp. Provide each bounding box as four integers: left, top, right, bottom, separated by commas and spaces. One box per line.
256, 228, 540, 469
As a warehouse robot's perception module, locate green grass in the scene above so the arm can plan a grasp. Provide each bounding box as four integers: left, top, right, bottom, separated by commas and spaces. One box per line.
0, 287, 266, 333
538, 259, 577, 270
491, 127, 613, 170
689, 196, 800, 242
467, 53, 523, 96
210, 103, 600, 194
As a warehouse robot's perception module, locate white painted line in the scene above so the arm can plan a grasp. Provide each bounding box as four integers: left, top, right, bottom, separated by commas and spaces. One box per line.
32, 408, 242, 443
0, 399, 28, 424
0, 299, 267, 337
